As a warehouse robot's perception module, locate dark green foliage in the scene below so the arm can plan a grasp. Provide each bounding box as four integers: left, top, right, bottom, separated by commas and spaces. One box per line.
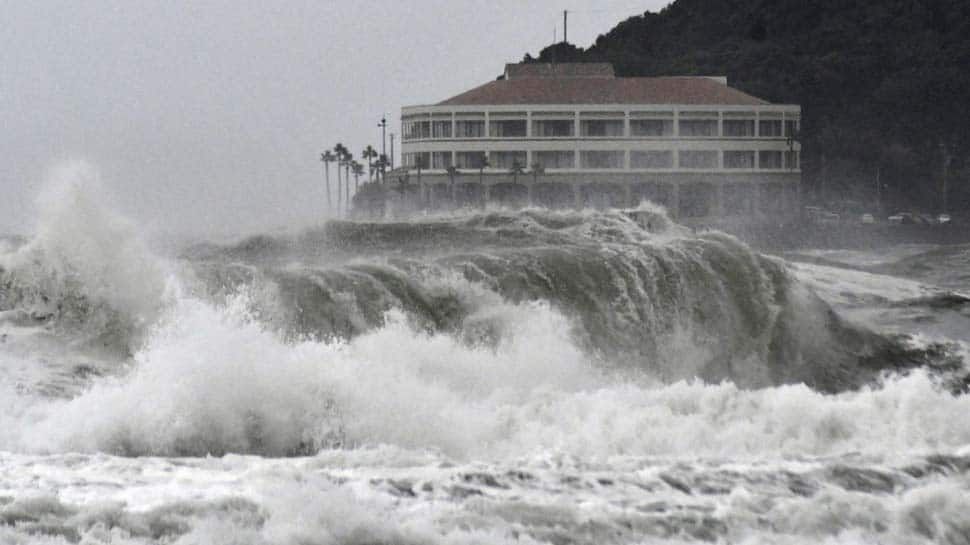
527, 0, 970, 213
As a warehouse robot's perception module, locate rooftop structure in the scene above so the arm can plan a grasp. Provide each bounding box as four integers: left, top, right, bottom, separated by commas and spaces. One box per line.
440, 64, 762, 106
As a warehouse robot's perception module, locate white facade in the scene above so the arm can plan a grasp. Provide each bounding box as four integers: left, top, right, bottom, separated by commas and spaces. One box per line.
400, 103, 801, 175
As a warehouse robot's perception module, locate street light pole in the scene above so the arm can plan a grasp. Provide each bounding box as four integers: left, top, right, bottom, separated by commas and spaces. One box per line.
390, 133, 395, 170
378, 117, 387, 182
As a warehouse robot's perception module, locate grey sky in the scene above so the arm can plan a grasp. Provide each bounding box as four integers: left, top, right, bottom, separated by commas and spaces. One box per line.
1, 1, 671, 236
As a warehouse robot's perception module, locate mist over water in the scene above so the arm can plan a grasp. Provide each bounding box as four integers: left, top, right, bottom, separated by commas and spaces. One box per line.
1, 163, 969, 544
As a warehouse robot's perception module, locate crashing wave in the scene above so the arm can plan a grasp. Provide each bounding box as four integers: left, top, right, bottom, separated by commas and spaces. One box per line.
0, 163, 171, 356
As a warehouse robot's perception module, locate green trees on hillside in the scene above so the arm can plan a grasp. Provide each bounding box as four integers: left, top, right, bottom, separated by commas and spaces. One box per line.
528, 0, 970, 213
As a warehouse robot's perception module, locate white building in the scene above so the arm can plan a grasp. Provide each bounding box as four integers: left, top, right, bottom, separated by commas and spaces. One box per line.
394, 62, 800, 219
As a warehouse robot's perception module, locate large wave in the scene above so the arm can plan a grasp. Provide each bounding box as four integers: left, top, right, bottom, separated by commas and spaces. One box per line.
0, 169, 966, 459
186, 208, 957, 392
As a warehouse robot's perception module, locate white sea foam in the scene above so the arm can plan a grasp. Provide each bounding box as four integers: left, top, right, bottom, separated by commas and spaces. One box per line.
3, 279, 968, 463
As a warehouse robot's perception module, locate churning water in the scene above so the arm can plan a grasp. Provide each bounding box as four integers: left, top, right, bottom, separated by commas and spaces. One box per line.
1, 164, 969, 544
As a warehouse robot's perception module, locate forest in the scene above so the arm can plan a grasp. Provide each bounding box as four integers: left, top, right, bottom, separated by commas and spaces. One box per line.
525, 0, 970, 214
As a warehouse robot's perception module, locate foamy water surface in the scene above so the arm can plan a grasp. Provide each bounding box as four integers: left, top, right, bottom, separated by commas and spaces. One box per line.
1, 164, 968, 544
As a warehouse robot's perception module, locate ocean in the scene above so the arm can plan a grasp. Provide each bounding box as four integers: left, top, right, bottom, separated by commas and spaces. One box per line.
1, 168, 969, 544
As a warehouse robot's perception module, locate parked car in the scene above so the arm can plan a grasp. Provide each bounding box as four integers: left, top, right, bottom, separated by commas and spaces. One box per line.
888, 212, 913, 225
860, 213, 875, 224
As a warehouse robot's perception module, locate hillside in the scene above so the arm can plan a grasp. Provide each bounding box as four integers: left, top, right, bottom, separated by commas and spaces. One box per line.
526, 0, 970, 215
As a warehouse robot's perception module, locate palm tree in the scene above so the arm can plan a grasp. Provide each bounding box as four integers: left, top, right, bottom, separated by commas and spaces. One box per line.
362, 145, 378, 183
478, 153, 489, 209
352, 161, 364, 192
394, 172, 410, 206
334, 143, 347, 214
377, 153, 389, 184
529, 162, 545, 207
446, 165, 460, 206
343, 151, 353, 210
320, 150, 336, 212
509, 159, 525, 185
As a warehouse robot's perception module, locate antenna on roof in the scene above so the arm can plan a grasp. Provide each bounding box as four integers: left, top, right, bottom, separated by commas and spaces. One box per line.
563, 10, 568, 43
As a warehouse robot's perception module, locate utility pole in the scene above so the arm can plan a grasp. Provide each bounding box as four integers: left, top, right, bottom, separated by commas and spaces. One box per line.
563, 10, 568, 43
390, 133, 395, 169
378, 117, 387, 182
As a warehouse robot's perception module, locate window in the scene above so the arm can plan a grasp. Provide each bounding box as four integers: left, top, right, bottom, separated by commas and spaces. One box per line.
785, 120, 799, 137
759, 150, 783, 169
630, 119, 673, 137
403, 120, 430, 141
679, 119, 718, 137
411, 122, 430, 139
489, 120, 527, 137
455, 120, 485, 138
724, 151, 755, 169
432, 121, 452, 139
785, 150, 800, 169
723, 120, 755, 137
490, 151, 527, 170
533, 151, 574, 169
403, 152, 430, 169
679, 150, 719, 169
630, 151, 674, 169
580, 119, 625, 137
759, 120, 782, 137
580, 151, 624, 169
532, 119, 574, 137
455, 151, 487, 169
432, 152, 452, 169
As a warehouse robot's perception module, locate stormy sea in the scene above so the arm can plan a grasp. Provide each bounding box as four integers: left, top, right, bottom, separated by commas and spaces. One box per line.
2, 166, 969, 545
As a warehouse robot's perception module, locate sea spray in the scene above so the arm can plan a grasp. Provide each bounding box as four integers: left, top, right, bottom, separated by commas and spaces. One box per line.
0, 162, 171, 355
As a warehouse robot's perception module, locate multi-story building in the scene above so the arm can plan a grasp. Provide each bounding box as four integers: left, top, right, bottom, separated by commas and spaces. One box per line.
394, 62, 800, 219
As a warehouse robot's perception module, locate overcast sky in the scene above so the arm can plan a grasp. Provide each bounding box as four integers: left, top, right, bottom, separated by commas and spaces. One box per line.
1, 1, 672, 237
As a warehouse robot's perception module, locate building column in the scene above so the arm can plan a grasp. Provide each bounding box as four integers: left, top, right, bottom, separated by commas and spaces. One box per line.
715, 182, 725, 217
573, 183, 582, 209
670, 183, 680, 218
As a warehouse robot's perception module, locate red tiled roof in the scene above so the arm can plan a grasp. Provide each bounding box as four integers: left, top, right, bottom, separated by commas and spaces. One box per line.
437, 76, 770, 106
